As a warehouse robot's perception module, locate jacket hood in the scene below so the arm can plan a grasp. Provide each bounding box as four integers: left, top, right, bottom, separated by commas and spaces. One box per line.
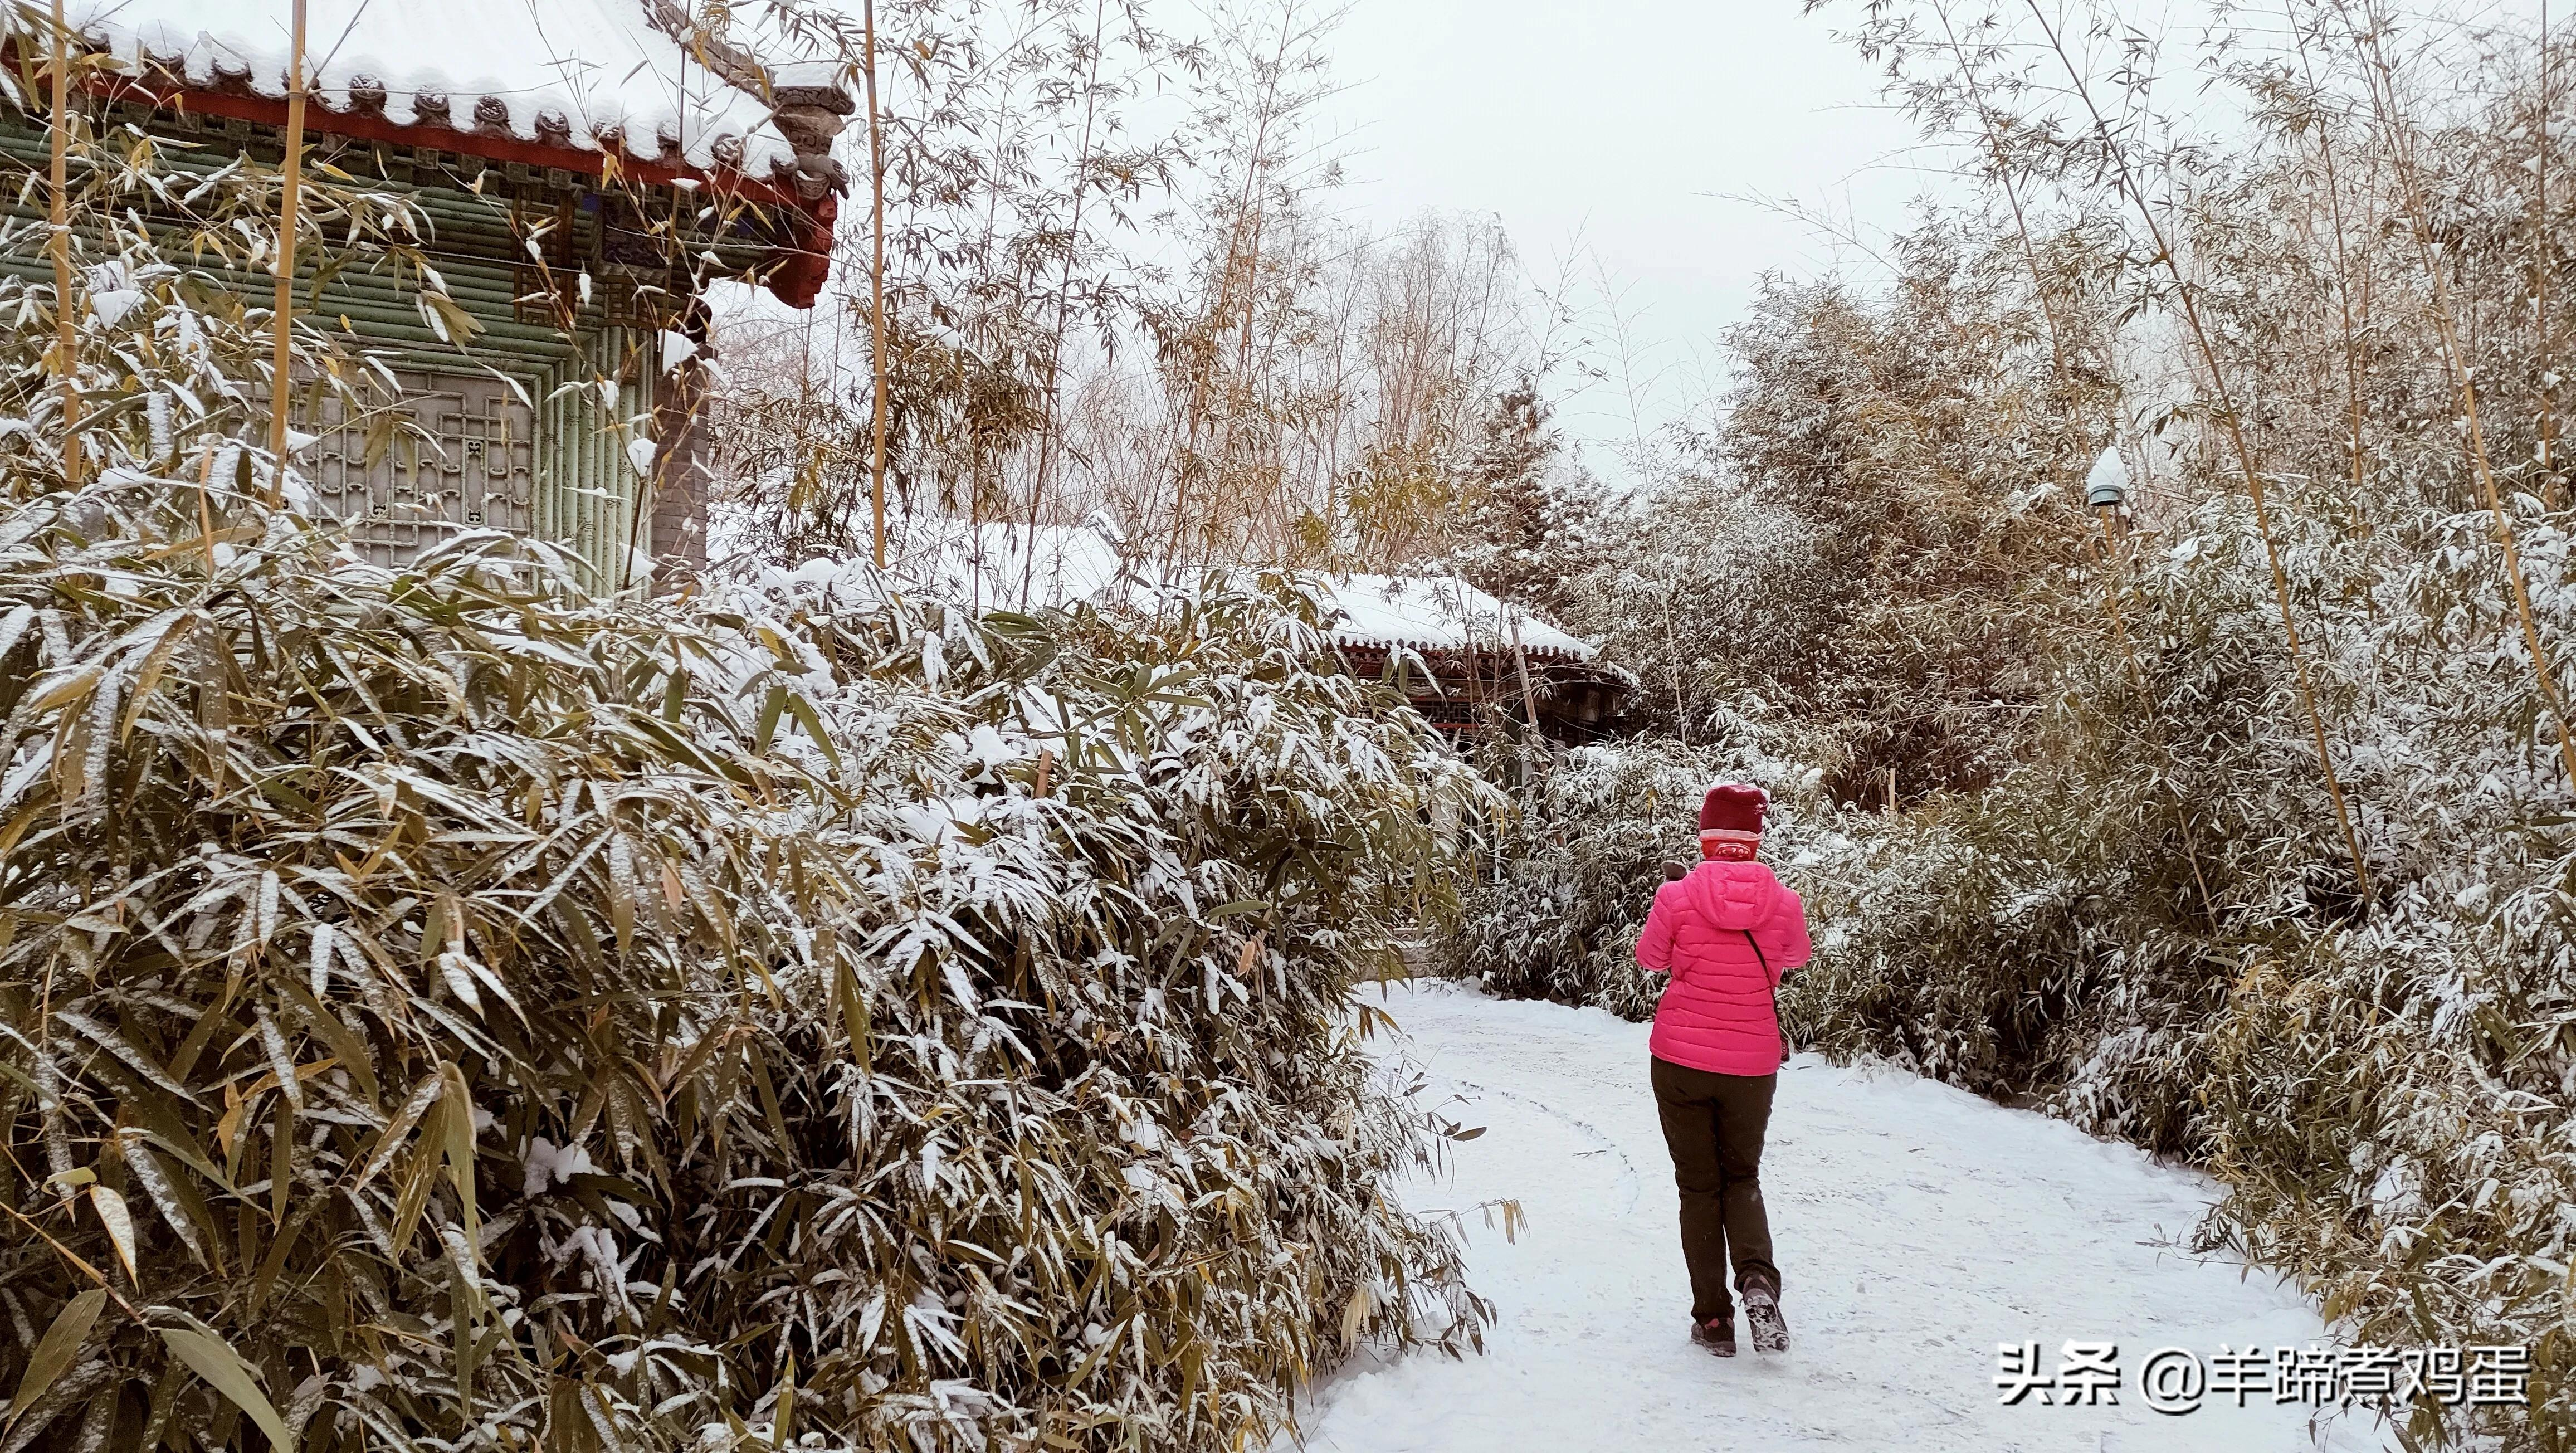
1676, 859, 1787, 932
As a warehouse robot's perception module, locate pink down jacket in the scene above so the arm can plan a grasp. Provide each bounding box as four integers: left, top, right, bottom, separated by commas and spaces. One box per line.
1634, 860, 1814, 1076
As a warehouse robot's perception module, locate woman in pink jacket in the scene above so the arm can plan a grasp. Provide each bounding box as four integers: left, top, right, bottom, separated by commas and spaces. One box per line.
1634, 782, 1811, 1358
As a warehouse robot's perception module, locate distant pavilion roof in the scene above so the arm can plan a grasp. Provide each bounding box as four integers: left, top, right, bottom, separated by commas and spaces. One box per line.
1324, 573, 1597, 661
781, 521, 1633, 741
896, 523, 1607, 660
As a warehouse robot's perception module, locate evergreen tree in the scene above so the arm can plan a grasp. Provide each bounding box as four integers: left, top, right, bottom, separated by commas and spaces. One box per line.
1453, 381, 1600, 617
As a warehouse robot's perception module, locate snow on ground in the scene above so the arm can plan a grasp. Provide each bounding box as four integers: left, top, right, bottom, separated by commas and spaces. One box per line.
1290, 982, 2389, 1453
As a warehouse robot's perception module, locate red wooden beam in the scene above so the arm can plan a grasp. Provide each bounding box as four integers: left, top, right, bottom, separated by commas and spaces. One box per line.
75, 67, 837, 306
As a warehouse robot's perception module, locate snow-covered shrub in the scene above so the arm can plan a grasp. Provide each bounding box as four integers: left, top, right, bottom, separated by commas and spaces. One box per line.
1784, 484, 2576, 1446
1473, 485, 2576, 1448
1445, 720, 1824, 1020
0, 100, 1492, 1453
1454, 64, 2576, 1435
0, 465, 1494, 1450
1784, 487, 2360, 1141
1443, 742, 1701, 1018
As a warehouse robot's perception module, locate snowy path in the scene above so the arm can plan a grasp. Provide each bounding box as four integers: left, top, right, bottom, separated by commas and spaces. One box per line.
1290, 983, 2385, 1453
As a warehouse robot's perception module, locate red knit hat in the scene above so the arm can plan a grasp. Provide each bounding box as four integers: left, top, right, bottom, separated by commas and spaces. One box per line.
1699, 782, 1768, 860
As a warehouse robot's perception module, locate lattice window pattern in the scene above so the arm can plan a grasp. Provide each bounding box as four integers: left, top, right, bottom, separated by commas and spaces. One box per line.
295, 372, 538, 566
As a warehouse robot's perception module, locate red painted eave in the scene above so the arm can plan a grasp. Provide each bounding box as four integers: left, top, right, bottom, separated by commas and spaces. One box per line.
78, 71, 836, 308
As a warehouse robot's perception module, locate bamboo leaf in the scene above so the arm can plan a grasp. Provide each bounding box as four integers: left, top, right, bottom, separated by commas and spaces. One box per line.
158, 1327, 296, 1453
119, 608, 199, 739
276, 981, 378, 1105
349, 1073, 444, 1197
437, 1060, 479, 1245
784, 692, 842, 771
23, 662, 102, 715
118, 1134, 211, 1268
270, 1097, 294, 1223
1339, 1285, 1374, 1348
53, 1011, 196, 1103
88, 1184, 137, 1284
755, 683, 788, 755
6, 1289, 106, 1426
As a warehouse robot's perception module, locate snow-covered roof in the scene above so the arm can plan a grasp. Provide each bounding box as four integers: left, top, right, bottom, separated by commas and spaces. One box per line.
71, 0, 816, 176
866, 522, 1601, 662
1326, 574, 1597, 660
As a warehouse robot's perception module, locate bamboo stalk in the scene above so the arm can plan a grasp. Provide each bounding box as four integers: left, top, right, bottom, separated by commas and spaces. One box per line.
1022, 0, 1110, 603
2544, 0, 2560, 509
47, 0, 77, 489
863, 0, 891, 571
2338, 0, 2576, 793
195, 445, 223, 793
2028, 0, 2374, 910
264, 0, 309, 508
2285, 11, 2374, 529
1167, 9, 1297, 569
1658, 568, 1690, 746
1506, 604, 1542, 738
196, 446, 217, 579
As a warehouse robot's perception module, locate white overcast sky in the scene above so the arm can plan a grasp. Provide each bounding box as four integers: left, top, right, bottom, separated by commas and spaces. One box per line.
1314, 0, 1944, 474
1307, 0, 2555, 478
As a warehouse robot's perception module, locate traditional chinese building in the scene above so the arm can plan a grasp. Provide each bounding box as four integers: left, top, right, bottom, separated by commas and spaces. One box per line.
2, 1, 848, 586
949, 525, 1633, 745
1323, 574, 1633, 744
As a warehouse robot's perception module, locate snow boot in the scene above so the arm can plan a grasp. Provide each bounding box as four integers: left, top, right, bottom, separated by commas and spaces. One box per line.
1741, 1284, 1789, 1354
1690, 1315, 1737, 1357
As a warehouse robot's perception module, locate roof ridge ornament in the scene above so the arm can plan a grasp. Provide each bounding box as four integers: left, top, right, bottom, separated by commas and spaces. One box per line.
638, 0, 850, 199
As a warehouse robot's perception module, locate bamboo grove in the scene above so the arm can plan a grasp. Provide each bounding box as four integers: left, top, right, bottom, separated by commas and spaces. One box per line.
0, 6, 1502, 1450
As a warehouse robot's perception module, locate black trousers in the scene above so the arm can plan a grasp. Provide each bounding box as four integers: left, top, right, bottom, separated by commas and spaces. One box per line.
1650, 1056, 1779, 1323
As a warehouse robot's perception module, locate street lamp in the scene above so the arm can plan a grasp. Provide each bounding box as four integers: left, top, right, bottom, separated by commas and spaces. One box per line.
2085, 445, 2128, 509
